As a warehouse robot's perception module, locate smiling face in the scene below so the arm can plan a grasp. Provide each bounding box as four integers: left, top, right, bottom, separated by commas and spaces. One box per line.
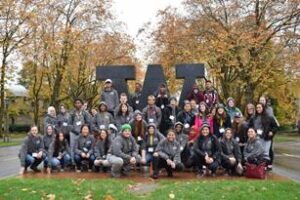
100, 130, 108, 140
256, 104, 263, 114
75, 100, 83, 110
175, 125, 183, 133
217, 107, 224, 115
201, 127, 210, 136
259, 96, 267, 106
147, 96, 155, 106
228, 100, 234, 108
224, 129, 232, 139
81, 126, 89, 136
47, 126, 53, 135
148, 126, 155, 134
184, 103, 192, 112
247, 104, 255, 115
167, 130, 176, 142
31, 126, 38, 137
121, 104, 128, 113
247, 128, 256, 139
136, 114, 142, 121
199, 104, 206, 113
58, 132, 64, 142
122, 129, 131, 138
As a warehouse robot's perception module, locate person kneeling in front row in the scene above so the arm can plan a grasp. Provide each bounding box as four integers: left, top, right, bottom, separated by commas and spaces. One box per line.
151, 129, 184, 179
107, 124, 141, 177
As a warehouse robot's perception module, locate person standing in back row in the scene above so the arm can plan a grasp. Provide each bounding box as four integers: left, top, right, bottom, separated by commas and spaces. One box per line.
101, 79, 119, 116
203, 80, 218, 109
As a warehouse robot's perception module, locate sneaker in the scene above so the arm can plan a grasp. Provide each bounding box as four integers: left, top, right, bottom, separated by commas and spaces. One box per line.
30, 167, 41, 173
196, 172, 204, 178
151, 174, 158, 179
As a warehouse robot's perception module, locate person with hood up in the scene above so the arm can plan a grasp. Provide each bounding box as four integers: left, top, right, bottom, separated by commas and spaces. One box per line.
142, 123, 165, 165
94, 101, 115, 130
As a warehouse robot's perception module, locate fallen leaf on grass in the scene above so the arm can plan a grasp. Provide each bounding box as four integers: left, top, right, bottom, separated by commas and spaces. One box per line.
46, 194, 56, 200
169, 192, 175, 199
104, 195, 115, 200
84, 191, 93, 200
21, 188, 28, 192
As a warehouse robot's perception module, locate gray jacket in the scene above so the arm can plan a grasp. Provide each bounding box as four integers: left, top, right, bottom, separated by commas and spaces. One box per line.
94, 139, 110, 159
142, 105, 162, 126
143, 131, 165, 152
101, 88, 119, 112
155, 139, 181, 164
243, 139, 265, 161
74, 135, 95, 155
68, 110, 91, 135
176, 133, 188, 152
44, 114, 58, 133
94, 112, 114, 129
57, 112, 70, 134
115, 113, 133, 131
109, 135, 139, 162
43, 134, 55, 152
19, 134, 44, 167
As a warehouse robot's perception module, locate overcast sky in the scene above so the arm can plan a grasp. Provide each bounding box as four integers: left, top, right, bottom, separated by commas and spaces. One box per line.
113, 0, 184, 37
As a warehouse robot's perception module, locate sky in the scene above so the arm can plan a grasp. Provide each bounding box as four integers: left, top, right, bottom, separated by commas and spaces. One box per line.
113, 0, 184, 37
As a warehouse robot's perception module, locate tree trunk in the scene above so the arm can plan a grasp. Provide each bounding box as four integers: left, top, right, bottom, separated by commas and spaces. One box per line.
0, 58, 6, 138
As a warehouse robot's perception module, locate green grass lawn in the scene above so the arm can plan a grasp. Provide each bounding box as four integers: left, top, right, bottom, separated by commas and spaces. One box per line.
0, 178, 299, 200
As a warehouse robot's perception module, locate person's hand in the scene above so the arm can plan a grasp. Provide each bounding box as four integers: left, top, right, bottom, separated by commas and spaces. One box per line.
57, 155, 62, 160
141, 158, 146, 164
166, 159, 172, 165
153, 152, 159, 157
170, 161, 176, 169
86, 153, 90, 158
81, 152, 86, 158
229, 157, 236, 163
19, 167, 25, 175
130, 157, 136, 164
269, 132, 273, 137
37, 151, 43, 159
47, 167, 51, 174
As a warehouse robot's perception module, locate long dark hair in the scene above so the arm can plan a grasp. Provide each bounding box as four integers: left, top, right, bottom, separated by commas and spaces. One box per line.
255, 103, 271, 128
54, 131, 67, 153
96, 129, 110, 154
117, 103, 129, 116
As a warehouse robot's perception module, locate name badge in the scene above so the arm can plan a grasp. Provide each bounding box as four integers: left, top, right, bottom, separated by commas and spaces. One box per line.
161, 105, 165, 109
63, 122, 68, 126
257, 129, 263, 135
180, 146, 184, 151
148, 147, 154, 152
169, 115, 175, 120
135, 100, 140, 104
219, 128, 225, 133
149, 118, 154, 123
32, 153, 38, 157
236, 137, 240, 142
76, 121, 82, 126
184, 124, 190, 129
137, 136, 142, 141
99, 125, 106, 129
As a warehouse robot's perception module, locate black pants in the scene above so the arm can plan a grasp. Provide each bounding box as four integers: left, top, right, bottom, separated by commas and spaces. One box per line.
221, 159, 237, 171
192, 155, 219, 173
152, 156, 183, 176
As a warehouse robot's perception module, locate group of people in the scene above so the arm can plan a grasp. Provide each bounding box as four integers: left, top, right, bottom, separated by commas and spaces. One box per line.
19, 79, 279, 179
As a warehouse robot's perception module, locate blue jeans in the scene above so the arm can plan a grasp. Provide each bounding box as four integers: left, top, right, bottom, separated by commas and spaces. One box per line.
25, 153, 45, 168
146, 153, 153, 164
74, 153, 95, 168
51, 154, 72, 169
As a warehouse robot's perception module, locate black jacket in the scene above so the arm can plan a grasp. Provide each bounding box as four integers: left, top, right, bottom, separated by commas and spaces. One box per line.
192, 134, 221, 163
249, 114, 278, 140
213, 114, 232, 138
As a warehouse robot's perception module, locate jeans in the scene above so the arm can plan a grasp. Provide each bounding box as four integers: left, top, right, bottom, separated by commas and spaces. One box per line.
25, 153, 45, 169
50, 154, 72, 169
